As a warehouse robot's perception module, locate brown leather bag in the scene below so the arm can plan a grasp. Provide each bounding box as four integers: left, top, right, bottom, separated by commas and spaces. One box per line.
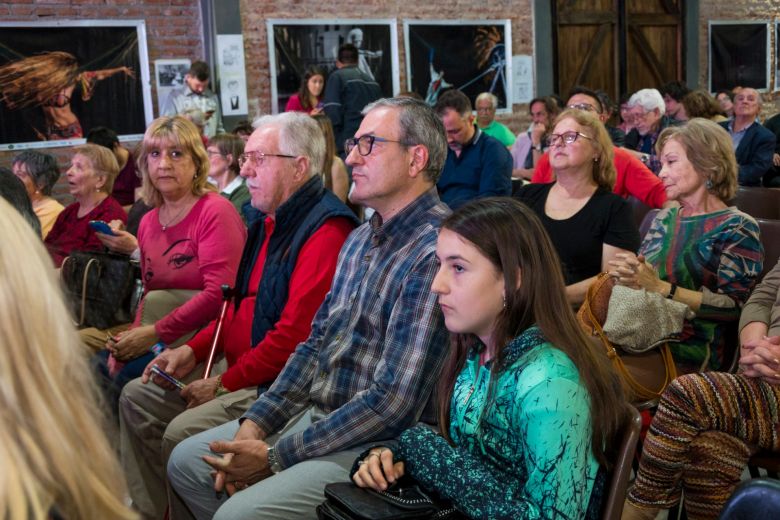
577, 272, 678, 403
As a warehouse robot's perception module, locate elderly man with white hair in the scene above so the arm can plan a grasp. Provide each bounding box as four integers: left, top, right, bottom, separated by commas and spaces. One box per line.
475, 92, 515, 147
624, 88, 678, 174
718, 87, 776, 186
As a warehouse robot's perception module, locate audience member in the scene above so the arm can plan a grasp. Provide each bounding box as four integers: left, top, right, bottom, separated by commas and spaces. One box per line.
166, 97, 451, 519
679, 89, 727, 122
11, 150, 63, 238
475, 92, 515, 146
617, 93, 635, 134
0, 197, 136, 519
0, 167, 41, 235
763, 110, 780, 187
715, 89, 735, 118
161, 60, 224, 138
625, 88, 677, 174
567, 85, 625, 146
352, 197, 627, 519
609, 119, 762, 374
718, 87, 776, 186
90, 116, 246, 405
118, 112, 357, 520
313, 113, 351, 202
44, 143, 126, 267
517, 109, 640, 306
659, 80, 690, 122
622, 258, 780, 520
285, 66, 325, 114
531, 96, 668, 209
232, 120, 254, 142
87, 126, 141, 208
511, 96, 558, 180
434, 89, 512, 209
207, 133, 250, 221
323, 43, 382, 155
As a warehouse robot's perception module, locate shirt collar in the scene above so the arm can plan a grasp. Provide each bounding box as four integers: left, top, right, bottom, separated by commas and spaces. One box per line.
369, 187, 444, 248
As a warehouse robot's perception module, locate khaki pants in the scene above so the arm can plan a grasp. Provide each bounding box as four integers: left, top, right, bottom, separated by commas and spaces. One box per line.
118, 357, 258, 519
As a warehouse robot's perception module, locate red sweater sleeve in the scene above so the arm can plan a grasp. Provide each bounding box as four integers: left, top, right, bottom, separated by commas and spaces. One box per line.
153, 195, 247, 343
531, 153, 553, 184
285, 94, 305, 113
219, 217, 354, 390
614, 148, 668, 208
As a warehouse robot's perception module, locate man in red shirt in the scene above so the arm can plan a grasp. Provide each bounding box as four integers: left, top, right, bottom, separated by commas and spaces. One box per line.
118, 112, 358, 520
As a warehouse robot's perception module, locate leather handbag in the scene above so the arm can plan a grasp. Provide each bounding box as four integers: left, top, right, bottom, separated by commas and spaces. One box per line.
61, 250, 142, 330
316, 478, 463, 520
577, 272, 678, 403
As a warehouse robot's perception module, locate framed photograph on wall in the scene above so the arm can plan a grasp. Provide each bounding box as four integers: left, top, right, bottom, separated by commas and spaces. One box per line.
267, 19, 399, 114
0, 20, 153, 151
403, 20, 512, 111
155, 59, 191, 115
709, 21, 770, 92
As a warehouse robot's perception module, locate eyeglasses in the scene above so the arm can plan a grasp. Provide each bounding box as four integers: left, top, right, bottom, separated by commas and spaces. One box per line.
548, 131, 593, 146
476, 106, 495, 113
568, 103, 600, 113
238, 151, 296, 169
206, 150, 226, 157
344, 135, 413, 156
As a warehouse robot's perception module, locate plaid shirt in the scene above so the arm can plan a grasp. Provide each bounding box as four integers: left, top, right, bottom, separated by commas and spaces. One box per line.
243, 188, 451, 468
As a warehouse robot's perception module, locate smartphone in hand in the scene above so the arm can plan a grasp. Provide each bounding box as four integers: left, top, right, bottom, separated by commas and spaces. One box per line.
89, 220, 117, 236
150, 365, 186, 390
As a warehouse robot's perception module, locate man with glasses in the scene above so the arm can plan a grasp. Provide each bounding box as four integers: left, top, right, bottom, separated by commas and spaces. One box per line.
475, 92, 515, 147
118, 112, 357, 520
531, 88, 668, 209
167, 97, 451, 519
624, 88, 677, 174
435, 89, 512, 210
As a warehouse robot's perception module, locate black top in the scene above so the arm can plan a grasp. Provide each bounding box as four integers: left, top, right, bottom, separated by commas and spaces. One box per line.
516, 183, 640, 284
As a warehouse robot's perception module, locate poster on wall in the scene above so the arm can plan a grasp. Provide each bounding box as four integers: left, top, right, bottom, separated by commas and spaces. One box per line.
216, 34, 248, 116
155, 59, 190, 115
267, 19, 399, 114
404, 20, 512, 111
709, 21, 770, 92
0, 20, 153, 151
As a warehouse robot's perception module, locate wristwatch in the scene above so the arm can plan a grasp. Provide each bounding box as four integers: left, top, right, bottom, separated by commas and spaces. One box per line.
267, 446, 282, 474
640, 153, 650, 164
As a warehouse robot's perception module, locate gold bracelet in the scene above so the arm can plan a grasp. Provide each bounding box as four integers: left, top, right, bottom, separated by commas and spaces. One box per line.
215, 375, 230, 397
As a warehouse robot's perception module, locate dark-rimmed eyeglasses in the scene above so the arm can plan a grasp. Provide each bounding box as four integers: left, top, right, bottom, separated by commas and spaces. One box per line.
548, 131, 593, 147
344, 135, 413, 156
238, 151, 296, 169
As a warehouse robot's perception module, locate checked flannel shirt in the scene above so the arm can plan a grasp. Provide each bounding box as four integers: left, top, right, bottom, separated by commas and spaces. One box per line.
242, 187, 451, 469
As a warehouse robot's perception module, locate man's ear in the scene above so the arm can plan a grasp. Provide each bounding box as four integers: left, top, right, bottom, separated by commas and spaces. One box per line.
293, 156, 309, 181
408, 145, 429, 179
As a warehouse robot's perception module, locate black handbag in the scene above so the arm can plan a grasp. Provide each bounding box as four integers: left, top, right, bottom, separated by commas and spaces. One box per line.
61, 250, 142, 330
316, 478, 464, 520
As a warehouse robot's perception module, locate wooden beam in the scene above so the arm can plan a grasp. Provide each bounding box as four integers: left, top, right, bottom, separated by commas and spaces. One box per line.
628, 25, 666, 85
628, 13, 681, 26
558, 11, 618, 25
574, 23, 612, 86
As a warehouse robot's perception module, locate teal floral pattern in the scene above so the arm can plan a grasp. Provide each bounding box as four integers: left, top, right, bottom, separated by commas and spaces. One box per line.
396, 327, 603, 519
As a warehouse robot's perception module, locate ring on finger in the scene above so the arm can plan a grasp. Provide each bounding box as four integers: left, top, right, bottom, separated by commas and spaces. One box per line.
367, 452, 380, 460
358, 460, 367, 466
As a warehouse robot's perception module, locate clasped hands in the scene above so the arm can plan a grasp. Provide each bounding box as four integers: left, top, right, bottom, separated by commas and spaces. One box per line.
607, 252, 664, 293
106, 324, 157, 361
352, 447, 405, 492
740, 335, 780, 385
203, 420, 272, 496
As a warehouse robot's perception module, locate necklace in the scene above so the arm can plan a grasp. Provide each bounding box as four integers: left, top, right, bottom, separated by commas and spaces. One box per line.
160, 202, 191, 231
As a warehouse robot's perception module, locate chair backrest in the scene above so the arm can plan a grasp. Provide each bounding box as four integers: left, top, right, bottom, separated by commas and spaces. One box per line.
601, 405, 643, 520
757, 218, 780, 282
732, 187, 780, 220
718, 477, 780, 519
628, 196, 653, 231
639, 208, 660, 239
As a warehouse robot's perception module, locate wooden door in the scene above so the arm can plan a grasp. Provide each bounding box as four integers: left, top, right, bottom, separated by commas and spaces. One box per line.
553, 0, 685, 100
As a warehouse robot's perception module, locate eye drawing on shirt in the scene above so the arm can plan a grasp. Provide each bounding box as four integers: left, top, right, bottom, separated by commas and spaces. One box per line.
164, 238, 195, 270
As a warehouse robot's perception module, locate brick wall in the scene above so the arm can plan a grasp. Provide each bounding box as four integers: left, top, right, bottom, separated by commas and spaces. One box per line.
0, 0, 202, 202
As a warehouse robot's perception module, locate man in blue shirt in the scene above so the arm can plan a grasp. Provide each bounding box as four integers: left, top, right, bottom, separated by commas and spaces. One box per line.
434, 89, 512, 209
166, 97, 451, 520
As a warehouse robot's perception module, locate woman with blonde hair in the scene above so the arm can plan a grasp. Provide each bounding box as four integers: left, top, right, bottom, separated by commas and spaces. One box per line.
91, 116, 246, 405
609, 118, 762, 374
312, 114, 350, 202
516, 109, 640, 305
44, 143, 127, 267
0, 197, 137, 520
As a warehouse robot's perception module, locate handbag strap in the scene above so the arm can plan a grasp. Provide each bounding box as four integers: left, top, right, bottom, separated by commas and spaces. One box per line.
76, 258, 99, 326
583, 273, 678, 401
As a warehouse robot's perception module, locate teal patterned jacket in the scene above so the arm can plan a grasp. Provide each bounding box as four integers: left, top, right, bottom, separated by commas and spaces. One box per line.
396, 326, 603, 519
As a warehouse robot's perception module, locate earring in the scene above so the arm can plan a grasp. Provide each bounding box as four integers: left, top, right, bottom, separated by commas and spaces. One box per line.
502, 294, 507, 309
705, 178, 713, 190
